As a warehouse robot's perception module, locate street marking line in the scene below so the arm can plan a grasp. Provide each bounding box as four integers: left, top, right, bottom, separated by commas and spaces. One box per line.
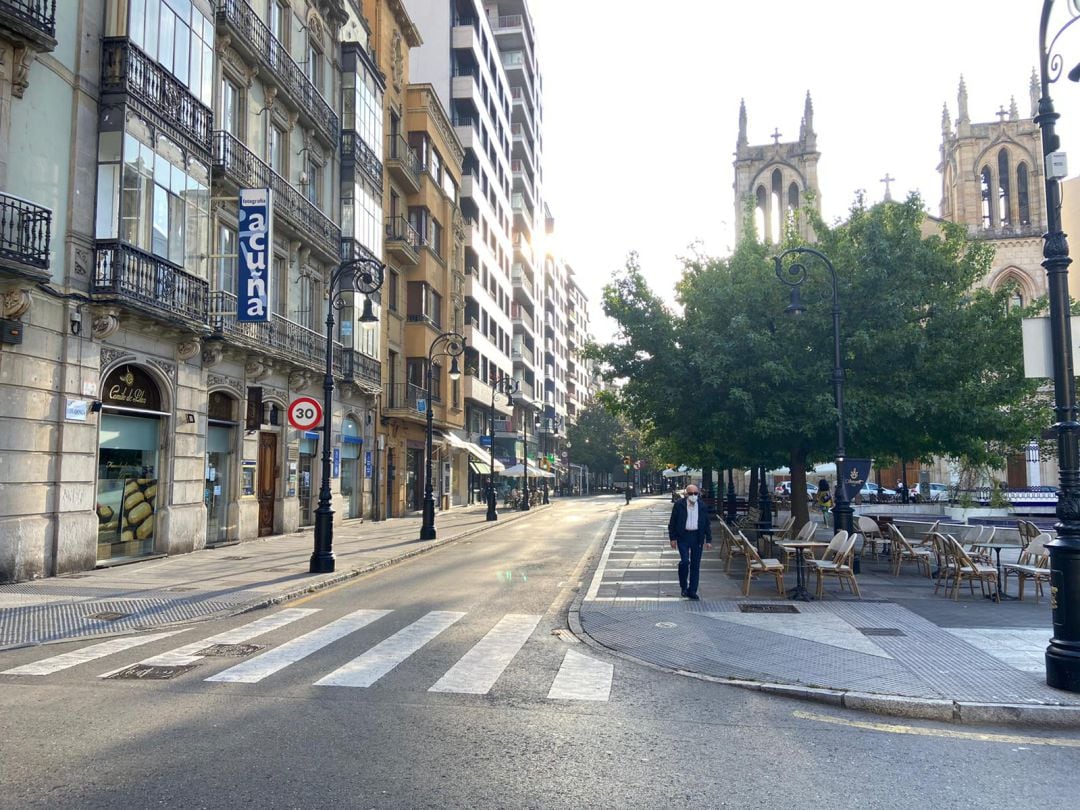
205, 609, 391, 684
105, 608, 321, 673
792, 710, 1080, 747
316, 611, 465, 688
429, 613, 542, 694
547, 648, 613, 701
2, 631, 187, 676
584, 512, 622, 601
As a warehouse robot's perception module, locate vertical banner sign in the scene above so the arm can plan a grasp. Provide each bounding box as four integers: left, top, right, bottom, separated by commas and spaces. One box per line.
838, 458, 873, 502
237, 188, 273, 322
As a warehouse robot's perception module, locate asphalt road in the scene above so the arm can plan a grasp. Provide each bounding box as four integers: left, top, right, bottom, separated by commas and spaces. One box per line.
0, 496, 1077, 809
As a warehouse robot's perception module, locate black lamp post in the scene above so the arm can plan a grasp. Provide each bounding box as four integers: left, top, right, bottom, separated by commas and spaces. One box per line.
726, 468, 738, 524
520, 408, 537, 510
311, 256, 385, 574
1038, 0, 1080, 693
486, 374, 519, 521
419, 331, 465, 541
543, 414, 563, 504
774, 247, 855, 552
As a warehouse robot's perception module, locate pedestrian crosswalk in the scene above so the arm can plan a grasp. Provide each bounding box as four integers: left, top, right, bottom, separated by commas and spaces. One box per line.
1, 608, 614, 702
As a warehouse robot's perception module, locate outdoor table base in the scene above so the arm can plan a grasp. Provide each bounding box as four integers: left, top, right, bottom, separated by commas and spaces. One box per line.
791, 547, 813, 602
980, 543, 1022, 602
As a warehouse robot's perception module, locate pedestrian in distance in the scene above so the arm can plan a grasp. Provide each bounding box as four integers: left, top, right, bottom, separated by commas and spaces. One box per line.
668, 483, 712, 600
815, 478, 833, 528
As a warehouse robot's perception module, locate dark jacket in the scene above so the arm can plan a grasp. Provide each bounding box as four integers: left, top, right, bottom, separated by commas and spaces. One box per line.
668, 498, 712, 543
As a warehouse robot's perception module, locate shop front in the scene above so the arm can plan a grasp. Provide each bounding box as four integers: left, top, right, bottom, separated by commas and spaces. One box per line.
298, 431, 318, 526
95, 364, 166, 563
340, 415, 363, 519
205, 391, 239, 545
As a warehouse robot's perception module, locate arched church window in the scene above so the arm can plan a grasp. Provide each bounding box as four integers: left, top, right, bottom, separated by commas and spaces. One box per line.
788, 183, 799, 213
1017, 163, 1030, 225
1009, 291, 1023, 312
770, 169, 783, 244
755, 185, 768, 242
998, 149, 1011, 227
980, 166, 993, 229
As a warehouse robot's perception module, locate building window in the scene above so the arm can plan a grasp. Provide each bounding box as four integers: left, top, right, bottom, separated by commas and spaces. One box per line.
128, 0, 214, 105
216, 224, 237, 293
306, 38, 322, 90
1018, 163, 1031, 225
388, 270, 399, 312
980, 166, 993, 229
430, 218, 443, 258
306, 159, 323, 206
998, 149, 1011, 227
269, 0, 288, 48
267, 123, 286, 176
221, 76, 242, 137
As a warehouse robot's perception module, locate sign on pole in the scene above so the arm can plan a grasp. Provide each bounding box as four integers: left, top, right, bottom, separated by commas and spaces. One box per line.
237, 188, 273, 322
838, 458, 873, 502
287, 396, 323, 431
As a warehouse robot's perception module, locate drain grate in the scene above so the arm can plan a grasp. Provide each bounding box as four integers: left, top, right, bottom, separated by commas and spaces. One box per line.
105, 664, 196, 680
738, 604, 799, 614
198, 643, 263, 657
87, 611, 130, 621
858, 627, 906, 637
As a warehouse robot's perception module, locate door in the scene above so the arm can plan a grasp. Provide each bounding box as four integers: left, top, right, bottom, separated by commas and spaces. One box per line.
258, 432, 277, 536
298, 452, 314, 526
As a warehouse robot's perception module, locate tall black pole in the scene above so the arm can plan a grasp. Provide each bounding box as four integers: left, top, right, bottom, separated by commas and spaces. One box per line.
726, 467, 737, 524
1039, 0, 1080, 692
775, 247, 853, 548
521, 409, 530, 510
311, 258, 385, 573
420, 331, 466, 541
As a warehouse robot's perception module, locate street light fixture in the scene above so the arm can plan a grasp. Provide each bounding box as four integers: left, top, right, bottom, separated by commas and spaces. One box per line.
520, 409, 539, 511
486, 373, 519, 521
311, 256, 385, 574
419, 331, 466, 541
1038, 0, 1080, 693
774, 247, 854, 551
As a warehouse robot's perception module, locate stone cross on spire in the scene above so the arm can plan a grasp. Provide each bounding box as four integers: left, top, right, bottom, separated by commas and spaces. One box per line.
880, 173, 895, 202
771, 128, 782, 145
996, 105, 1008, 123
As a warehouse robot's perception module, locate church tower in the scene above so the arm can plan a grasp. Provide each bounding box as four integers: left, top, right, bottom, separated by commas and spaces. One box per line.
938, 74, 1048, 305
733, 92, 822, 245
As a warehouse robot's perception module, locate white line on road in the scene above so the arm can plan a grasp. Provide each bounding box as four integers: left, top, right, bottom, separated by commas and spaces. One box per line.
2, 631, 186, 676
428, 613, 541, 694
205, 608, 391, 684
315, 611, 465, 688
547, 649, 613, 701
584, 512, 622, 601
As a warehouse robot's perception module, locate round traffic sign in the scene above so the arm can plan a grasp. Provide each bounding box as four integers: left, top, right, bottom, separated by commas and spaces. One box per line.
288, 396, 323, 431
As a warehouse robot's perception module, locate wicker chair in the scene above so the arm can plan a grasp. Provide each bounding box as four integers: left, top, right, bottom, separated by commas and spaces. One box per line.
947, 535, 999, 601
1003, 533, 1052, 602
778, 520, 818, 568
717, 520, 746, 572
856, 515, 885, 559
962, 525, 995, 565
804, 530, 848, 574
736, 531, 786, 596
887, 523, 932, 578
813, 532, 861, 599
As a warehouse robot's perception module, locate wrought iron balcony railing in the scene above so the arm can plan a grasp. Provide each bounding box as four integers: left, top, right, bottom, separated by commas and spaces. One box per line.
215, 0, 338, 144
0, 191, 51, 273
340, 129, 383, 190
210, 289, 335, 371
213, 131, 340, 262
384, 382, 425, 413
93, 241, 209, 325
0, 0, 56, 44
385, 215, 423, 248
386, 134, 422, 189
101, 38, 212, 157
342, 347, 381, 389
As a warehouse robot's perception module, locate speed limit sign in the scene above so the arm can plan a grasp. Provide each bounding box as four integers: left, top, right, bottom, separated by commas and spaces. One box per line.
287, 397, 323, 431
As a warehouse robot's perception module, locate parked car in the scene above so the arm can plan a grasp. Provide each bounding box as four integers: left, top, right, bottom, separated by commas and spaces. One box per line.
857, 482, 896, 500
927, 482, 951, 502
777, 481, 818, 500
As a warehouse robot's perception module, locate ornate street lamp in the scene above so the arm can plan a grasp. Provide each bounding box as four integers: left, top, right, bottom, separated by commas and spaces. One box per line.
774, 247, 855, 549
486, 374, 519, 521
1038, 0, 1080, 692
311, 256, 385, 574
419, 331, 465, 541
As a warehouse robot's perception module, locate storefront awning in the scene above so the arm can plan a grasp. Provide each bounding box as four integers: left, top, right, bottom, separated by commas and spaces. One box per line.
439, 430, 504, 471
469, 460, 492, 475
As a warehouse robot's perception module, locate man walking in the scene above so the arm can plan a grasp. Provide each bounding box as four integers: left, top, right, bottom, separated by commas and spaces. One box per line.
668, 484, 712, 600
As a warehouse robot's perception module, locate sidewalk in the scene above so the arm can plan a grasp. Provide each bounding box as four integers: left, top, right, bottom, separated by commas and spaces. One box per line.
572, 497, 1080, 727
0, 502, 547, 650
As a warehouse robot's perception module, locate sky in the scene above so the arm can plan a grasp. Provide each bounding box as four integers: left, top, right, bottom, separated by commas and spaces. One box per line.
527, 0, 1080, 341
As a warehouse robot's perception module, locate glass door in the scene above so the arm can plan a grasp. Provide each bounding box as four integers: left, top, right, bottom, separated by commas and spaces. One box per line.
97, 413, 160, 561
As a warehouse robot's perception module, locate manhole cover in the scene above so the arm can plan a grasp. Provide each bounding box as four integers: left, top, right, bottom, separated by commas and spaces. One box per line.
655, 621, 678, 629
88, 611, 130, 621
198, 643, 264, 657
738, 604, 800, 614
858, 628, 906, 637
105, 664, 196, 680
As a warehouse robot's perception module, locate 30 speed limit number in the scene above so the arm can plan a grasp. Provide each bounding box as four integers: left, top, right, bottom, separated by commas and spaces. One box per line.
287, 397, 323, 431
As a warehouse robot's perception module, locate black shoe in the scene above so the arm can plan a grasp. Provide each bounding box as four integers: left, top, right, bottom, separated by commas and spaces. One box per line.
680, 588, 689, 598
687, 593, 700, 601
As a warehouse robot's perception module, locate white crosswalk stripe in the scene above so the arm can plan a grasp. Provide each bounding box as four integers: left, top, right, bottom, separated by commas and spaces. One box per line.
547, 649, 613, 701
100, 608, 320, 676
205, 608, 391, 684
315, 610, 465, 688
2, 631, 187, 676
429, 613, 542, 694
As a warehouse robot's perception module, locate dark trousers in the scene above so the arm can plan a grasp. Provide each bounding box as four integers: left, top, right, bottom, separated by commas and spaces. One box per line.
676, 530, 705, 595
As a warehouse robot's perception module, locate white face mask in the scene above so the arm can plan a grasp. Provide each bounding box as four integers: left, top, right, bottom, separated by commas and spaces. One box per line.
687, 494, 698, 504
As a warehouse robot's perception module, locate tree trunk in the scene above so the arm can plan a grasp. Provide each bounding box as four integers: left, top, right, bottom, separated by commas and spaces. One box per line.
790, 447, 810, 528
748, 467, 759, 509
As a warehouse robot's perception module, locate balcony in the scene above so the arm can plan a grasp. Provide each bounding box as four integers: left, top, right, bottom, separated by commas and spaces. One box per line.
342, 347, 381, 390
386, 134, 421, 193
341, 130, 383, 190
215, 0, 338, 145
385, 216, 421, 266
101, 39, 212, 161
209, 290, 336, 372
384, 382, 425, 415
92, 241, 209, 328
212, 131, 340, 263
0, 192, 51, 278
0, 0, 56, 51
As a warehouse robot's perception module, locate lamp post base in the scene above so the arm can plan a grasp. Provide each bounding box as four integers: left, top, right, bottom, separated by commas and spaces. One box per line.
310, 509, 335, 573
420, 497, 437, 540
1046, 542, 1080, 692
486, 488, 498, 521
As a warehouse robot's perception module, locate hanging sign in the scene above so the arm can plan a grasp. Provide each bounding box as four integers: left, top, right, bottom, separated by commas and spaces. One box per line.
237, 188, 273, 322
838, 458, 873, 502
